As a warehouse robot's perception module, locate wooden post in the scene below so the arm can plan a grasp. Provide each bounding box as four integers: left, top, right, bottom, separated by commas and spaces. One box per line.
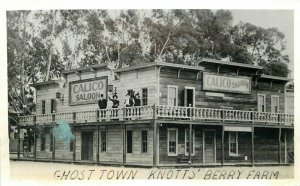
123, 124, 126, 165
284, 130, 287, 163
52, 124, 55, 161
72, 125, 76, 162
221, 125, 224, 165
189, 123, 192, 165
278, 128, 282, 164
153, 120, 157, 167
17, 125, 21, 159
97, 125, 100, 164
251, 127, 254, 166
33, 124, 37, 160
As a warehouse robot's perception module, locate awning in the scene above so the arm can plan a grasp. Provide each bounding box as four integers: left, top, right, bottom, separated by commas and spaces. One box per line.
224, 126, 252, 132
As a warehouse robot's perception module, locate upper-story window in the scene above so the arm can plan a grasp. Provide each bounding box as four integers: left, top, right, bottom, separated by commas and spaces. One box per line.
142, 88, 148, 106
271, 95, 279, 113
168, 85, 178, 106
51, 99, 56, 113
42, 100, 46, 114
257, 94, 266, 112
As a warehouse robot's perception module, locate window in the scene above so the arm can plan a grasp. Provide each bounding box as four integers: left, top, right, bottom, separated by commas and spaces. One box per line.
51, 99, 56, 113
142, 88, 148, 106
257, 94, 266, 112
168, 85, 178, 106
127, 130, 133, 153
185, 129, 195, 155
167, 129, 178, 156
271, 95, 279, 113
42, 100, 46, 114
229, 132, 238, 155
101, 131, 107, 152
69, 139, 74, 152
141, 130, 148, 153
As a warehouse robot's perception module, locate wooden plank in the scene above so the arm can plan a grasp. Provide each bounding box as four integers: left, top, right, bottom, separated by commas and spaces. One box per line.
72, 126, 76, 161
123, 124, 126, 165
221, 125, 224, 165
34, 125, 37, 160
52, 124, 55, 160
278, 128, 282, 164
97, 125, 100, 164
189, 123, 192, 164
153, 120, 157, 167
251, 127, 254, 166
17, 125, 20, 159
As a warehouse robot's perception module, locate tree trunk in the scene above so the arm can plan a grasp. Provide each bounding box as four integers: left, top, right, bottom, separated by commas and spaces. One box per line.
45, 10, 56, 81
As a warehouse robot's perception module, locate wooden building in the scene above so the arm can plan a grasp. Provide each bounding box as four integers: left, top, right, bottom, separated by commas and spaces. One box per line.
15, 58, 294, 167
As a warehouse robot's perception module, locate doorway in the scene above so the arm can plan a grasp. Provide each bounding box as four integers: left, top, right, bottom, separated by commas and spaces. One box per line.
81, 132, 94, 161
203, 130, 216, 163
184, 87, 195, 107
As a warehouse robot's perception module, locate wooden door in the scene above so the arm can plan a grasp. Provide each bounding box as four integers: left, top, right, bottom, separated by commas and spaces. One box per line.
81, 132, 93, 161
203, 130, 216, 163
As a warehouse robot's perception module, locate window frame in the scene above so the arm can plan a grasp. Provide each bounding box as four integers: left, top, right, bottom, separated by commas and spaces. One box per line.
271, 95, 280, 113
141, 130, 148, 154
50, 99, 56, 113
184, 86, 196, 107
100, 130, 107, 153
167, 128, 178, 156
167, 85, 178, 106
257, 93, 266, 112
229, 132, 239, 156
184, 129, 195, 156
141, 88, 148, 106
42, 100, 46, 114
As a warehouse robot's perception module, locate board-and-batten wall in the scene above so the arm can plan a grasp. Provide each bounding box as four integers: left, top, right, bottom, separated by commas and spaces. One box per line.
35, 67, 158, 115
159, 68, 286, 112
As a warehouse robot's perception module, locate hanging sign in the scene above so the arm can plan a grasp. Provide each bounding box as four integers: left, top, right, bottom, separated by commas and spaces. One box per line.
203, 73, 251, 94
69, 77, 107, 105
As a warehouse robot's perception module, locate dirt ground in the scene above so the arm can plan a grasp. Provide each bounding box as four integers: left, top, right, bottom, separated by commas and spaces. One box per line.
9, 160, 294, 180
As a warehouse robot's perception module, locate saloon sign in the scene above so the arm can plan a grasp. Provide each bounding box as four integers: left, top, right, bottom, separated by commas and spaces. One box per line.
203, 73, 251, 94
69, 77, 107, 105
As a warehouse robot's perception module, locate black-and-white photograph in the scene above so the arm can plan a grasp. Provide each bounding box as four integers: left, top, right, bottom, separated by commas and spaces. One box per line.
3, 7, 296, 182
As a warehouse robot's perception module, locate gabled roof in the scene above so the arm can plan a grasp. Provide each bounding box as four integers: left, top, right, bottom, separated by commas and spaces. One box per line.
259, 74, 293, 82
199, 58, 264, 70
114, 62, 205, 72
30, 80, 61, 88
62, 63, 110, 75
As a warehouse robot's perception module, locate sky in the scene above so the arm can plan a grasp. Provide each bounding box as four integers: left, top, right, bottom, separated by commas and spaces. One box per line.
230, 10, 294, 77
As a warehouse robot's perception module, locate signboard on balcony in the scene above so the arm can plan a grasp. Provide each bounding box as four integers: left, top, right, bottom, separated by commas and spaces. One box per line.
203, 73, 251, 94
69, 77, 108, 105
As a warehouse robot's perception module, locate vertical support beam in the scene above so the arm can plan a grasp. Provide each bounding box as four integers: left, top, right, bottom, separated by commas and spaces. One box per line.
189, 123, 192, 165
123, 124, 126, 165
52, 124, 55, 161
251, 127, 255, 166
33, 124, 37, 160
221, 125, 224, 165
284, 129, 287, 163
153, 120, 157, 167
278, 128, 282, 164
72, 125, 76, 162
96, 125, 100, 164
17, 125, 21, 159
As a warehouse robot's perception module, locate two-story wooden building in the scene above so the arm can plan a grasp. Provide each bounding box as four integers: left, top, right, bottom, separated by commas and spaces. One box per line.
15, 58, 294, 167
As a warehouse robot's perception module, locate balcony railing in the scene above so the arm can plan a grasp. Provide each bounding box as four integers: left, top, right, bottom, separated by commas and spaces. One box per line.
18, 105, 294, 126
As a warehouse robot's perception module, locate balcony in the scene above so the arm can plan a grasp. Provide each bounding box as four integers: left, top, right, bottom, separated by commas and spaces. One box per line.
18, 105, 294, 126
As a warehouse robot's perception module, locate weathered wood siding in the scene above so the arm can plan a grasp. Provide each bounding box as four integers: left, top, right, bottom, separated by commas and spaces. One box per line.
113, 67, 158, 107
254, 127, 279, 163
159, 67, 286, 112
158, 124, 222, 164
224, 132, 251, 163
